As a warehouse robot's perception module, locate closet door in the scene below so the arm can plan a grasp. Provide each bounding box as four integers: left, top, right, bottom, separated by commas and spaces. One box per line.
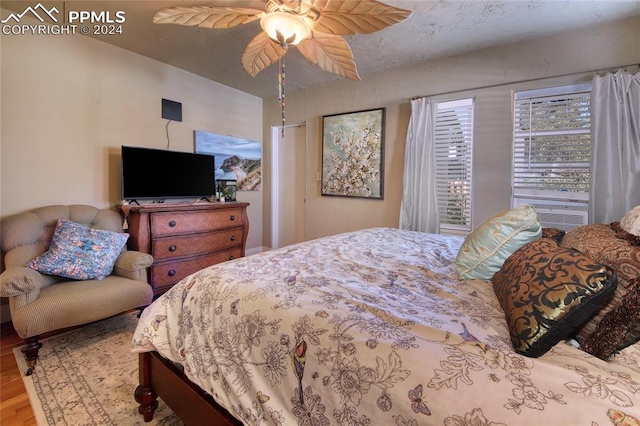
274, 124, 306, 248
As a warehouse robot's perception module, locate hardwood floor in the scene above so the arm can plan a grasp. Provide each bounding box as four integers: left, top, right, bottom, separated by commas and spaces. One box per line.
1, 321, 36, 426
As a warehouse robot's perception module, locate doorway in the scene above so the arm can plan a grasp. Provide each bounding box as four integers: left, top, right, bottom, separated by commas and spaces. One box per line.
271, 124, 306, 249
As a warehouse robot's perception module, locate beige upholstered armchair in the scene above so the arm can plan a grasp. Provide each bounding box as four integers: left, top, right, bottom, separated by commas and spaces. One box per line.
0, 205, 154, 375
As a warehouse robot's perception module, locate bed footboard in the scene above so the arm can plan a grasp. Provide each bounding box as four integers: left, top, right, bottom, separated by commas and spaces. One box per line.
134, 351, 242, 425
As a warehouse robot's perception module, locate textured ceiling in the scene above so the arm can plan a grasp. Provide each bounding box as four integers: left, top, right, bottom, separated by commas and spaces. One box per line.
4, 1, 640, 98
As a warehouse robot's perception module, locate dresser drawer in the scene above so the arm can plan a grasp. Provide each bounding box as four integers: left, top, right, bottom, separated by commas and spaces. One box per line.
151, 247, 243, 290
151, 208, 245, 237
123, 202, 249, 297
151, 228, 244, 261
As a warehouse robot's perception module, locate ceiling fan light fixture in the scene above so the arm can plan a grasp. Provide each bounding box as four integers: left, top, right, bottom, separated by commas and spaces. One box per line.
260, 12, 311, 46
154, 1, 412, 138
154, 1, 412, 78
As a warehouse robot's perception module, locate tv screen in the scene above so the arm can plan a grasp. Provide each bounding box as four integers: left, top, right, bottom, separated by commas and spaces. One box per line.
121, 146, 216, 200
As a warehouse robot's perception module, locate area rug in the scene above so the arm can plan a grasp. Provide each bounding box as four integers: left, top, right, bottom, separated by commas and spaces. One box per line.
13, 312, 182, 426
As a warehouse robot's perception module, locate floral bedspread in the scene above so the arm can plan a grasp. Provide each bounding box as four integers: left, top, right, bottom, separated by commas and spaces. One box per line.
132, 227, 640, 426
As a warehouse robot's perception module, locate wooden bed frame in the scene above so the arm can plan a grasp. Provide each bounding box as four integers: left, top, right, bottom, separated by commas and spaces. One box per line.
134, 351, 243, 425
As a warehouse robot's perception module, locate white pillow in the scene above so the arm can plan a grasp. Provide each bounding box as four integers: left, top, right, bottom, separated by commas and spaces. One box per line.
455, 205, 541, 280
620, 205, 640, 236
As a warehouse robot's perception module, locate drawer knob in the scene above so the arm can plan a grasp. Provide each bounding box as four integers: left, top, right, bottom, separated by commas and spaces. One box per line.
230, 235, 236, 241
169, 245, 177, 252
228, 255, 235, 260
168, 220, 177, 227
168, 270, 176, 277
230, 215, 236, 221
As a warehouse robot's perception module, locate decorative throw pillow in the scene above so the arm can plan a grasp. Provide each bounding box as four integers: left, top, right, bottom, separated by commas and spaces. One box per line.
561, 224, 640, 354
541, 227, 565, 243
27, 219, 129, 280
492, 238, 617, 358
620, 205, 640, 236
611, 221, 640, 246
455, 205, 541, 280
579, 277, 640, 360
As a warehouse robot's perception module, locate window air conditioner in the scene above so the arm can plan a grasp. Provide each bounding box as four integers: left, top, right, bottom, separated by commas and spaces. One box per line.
512, 198, 588, 231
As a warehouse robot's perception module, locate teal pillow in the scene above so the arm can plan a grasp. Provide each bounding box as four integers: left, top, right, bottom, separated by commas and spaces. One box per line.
455, 205, 541, 280
27, 219, 128, 280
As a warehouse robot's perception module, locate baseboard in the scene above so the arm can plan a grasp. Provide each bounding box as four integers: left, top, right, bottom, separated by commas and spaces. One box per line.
246, 246, 271, 256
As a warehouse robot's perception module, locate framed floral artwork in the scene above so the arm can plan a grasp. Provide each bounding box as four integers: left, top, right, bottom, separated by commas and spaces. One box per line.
321, 108, 385, 199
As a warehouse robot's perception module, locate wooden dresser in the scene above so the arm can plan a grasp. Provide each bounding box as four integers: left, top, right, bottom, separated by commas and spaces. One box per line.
123, 202, 249, 297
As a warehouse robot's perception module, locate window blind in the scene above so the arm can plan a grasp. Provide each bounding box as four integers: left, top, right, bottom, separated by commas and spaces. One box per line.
513, 85, 591, 200
435, 99, 474, 230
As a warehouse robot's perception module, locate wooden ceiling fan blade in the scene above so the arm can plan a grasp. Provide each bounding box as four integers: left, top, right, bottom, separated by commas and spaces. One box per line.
153, 6, 264, 28
241, 32, 288, 77
297, 33, 360, 80
311, 0, 412, 35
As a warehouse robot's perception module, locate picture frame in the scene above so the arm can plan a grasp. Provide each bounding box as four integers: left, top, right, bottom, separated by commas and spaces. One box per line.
321, 108, 385, 199
194, 130, 262, 192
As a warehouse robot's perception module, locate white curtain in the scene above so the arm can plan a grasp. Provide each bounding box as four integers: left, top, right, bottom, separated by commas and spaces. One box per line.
399, 97, 440, 233
590, 70, 640, 223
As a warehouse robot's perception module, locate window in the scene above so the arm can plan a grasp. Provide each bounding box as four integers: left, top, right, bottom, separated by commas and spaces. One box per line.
435, 98, 474, 232
512, 84, 591, 229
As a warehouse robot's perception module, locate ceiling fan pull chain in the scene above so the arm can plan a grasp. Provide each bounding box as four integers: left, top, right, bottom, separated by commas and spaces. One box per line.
279, 56, 286, 138
278, 57, 283, 100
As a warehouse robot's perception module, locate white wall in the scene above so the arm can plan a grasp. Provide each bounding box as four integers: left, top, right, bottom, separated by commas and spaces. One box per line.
262, 16, 640, 243
0, 12, 264, 322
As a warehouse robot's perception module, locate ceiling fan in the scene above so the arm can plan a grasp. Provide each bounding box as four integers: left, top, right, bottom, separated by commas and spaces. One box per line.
153, 0, 413, 80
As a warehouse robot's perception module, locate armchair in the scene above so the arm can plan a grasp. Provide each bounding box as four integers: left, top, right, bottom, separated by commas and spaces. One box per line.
0, 205, 154, 375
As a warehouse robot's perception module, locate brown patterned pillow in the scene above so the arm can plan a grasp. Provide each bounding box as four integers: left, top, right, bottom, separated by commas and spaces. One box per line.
560, 224, 640, 355
541, 227, 565, 243
580, 277, 640, 359
492, 238, 617, 358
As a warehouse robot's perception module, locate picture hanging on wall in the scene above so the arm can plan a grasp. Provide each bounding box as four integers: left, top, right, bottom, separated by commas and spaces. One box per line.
194, 130, 262, 191
321, 108, 385, 199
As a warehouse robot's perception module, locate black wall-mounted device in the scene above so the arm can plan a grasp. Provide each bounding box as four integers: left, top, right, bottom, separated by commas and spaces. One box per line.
162, 98, 182, 122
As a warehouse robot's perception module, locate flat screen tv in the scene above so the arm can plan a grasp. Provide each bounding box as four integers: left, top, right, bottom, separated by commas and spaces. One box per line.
121, 145, 216, 201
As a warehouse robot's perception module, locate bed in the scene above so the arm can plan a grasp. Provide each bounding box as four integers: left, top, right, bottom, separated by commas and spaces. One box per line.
131, 222, 640, 425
